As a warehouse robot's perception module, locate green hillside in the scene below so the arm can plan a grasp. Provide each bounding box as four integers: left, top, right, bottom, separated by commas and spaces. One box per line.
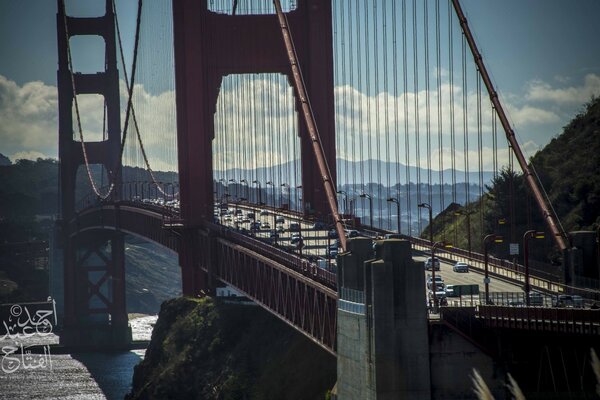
426, 97, 600, 263
530, 97, 600, 231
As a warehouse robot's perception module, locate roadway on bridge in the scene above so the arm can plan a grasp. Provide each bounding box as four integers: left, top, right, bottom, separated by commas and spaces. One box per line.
217, 203, 523, 299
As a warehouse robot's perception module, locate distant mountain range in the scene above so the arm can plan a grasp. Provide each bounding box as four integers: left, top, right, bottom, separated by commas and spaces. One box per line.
216, 158, 494, 187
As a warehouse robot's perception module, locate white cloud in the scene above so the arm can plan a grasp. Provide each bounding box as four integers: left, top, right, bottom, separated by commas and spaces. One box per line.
10, 150, 48, 162
0, 75, 58, 160
525, 73, 600, 104
0, 71, 588, 181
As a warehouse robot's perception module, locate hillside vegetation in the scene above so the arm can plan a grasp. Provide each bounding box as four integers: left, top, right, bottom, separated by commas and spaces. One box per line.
425, 97, 600, 263
127, 297, 336, 400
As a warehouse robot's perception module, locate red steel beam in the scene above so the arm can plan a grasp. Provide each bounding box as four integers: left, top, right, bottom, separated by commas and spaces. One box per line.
451, 0, 568, 251
272, 0, 347, 251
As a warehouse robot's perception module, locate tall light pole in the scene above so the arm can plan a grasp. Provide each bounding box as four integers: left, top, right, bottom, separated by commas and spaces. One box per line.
523, 230, 544, 306
430, 241, 448, 311
266, 181, 276, 227
240, 179, 249, 201
296, 185, 303, 213
219, 178, 228, 203
483, 234, 503, 304
281, 183, 289, 210
419, 203, 434, 308
228, 178, 238, 201
337, 190, 348, 214
359, 193, 373, 228
387, 197, 401, 234
252, 180, 263, 205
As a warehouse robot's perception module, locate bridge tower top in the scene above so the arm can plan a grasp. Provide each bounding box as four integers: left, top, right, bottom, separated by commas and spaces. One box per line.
173, 0, 336, 226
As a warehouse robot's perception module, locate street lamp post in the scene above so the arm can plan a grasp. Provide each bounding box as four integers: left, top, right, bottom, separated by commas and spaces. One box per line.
240, 179, 249, 201
483, 234, 503, 304
228, 178, 238, 201
359, 193, 373, 228
336, 190, 348, 214
281, 183, 289, 210
296, 185, 302, 213
419, 203, 435, 309
387, 197, 401, 234
523, 230, 544, 306
266, 181, 276, 226
252, 180, 263, 205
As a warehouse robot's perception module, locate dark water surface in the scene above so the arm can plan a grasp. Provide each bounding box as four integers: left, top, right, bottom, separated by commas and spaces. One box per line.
0, 316, 156, 400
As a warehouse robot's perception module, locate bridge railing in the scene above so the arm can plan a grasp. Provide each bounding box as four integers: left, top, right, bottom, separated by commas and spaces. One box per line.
477, 305, 600, 335
209, 222, 337, 289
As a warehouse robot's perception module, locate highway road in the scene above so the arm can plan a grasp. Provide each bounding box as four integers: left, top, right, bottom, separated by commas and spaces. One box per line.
217, 203, 525, 305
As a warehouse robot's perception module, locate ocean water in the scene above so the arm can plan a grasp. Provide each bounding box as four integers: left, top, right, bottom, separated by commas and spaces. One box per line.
0, 315, 157, 400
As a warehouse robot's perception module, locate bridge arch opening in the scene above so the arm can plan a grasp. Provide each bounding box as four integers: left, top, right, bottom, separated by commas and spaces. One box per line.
208, 0, 297, 15
213, 73, 302, 214
63, 0, 106, 18
68, 35, 105, 75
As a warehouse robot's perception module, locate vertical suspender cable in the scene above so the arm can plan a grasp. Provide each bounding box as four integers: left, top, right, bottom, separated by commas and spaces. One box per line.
461, 34, 469, 207
402, 0, 412, 236
382, 0, 391, 230
273, 0, 347, 250
413, 0, 422, 233
448, 0, 456, 206
373, 0, 382, 229
424, 0, 432, 213
436, 0, 444, 223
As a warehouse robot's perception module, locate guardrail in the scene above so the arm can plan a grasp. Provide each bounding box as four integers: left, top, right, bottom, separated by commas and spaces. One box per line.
477, 305, 600, 335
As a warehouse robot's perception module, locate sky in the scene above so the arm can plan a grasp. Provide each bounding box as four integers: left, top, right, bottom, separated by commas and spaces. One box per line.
0, 0, 599, 171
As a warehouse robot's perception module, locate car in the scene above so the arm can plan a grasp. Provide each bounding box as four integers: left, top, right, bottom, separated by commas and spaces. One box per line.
384, 233, 403, 239
453, 262, 469, 273
260, 210, 269, 216
528, 292, 544, 306
345, 229, 359, 238
261, 222, 271, 230
553, 294, 584, 308
275, 216, 285, 224
328, 229, 338, 239
425, 257, 440, 271
290, 233, 303, 245
427, 275, 445, 290
269, 231, 280, 242
312, 221, 326, 230
235, 209, 243, 215
246, 212, 255, 220
276, 225, 285, 233
250, 221, 261, 230
428, 289, 447, 302
289, 222, 301, 232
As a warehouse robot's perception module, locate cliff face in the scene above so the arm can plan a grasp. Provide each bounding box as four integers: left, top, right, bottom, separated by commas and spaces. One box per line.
127, 297, 336, 400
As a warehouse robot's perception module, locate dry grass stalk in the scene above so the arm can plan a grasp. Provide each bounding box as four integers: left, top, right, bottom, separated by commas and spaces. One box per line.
506, 373, 526, 400
471, 368, 495, 400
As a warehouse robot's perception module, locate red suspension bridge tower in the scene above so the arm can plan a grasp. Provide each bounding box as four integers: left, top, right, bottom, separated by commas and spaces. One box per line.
57, 0, 130, 347
173, 0, 337, 295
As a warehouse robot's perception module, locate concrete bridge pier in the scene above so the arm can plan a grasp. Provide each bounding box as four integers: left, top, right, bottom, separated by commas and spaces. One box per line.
335, 238, 431, 399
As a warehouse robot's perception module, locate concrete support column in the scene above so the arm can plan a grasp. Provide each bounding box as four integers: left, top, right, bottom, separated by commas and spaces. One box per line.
336, 238, 431, 399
